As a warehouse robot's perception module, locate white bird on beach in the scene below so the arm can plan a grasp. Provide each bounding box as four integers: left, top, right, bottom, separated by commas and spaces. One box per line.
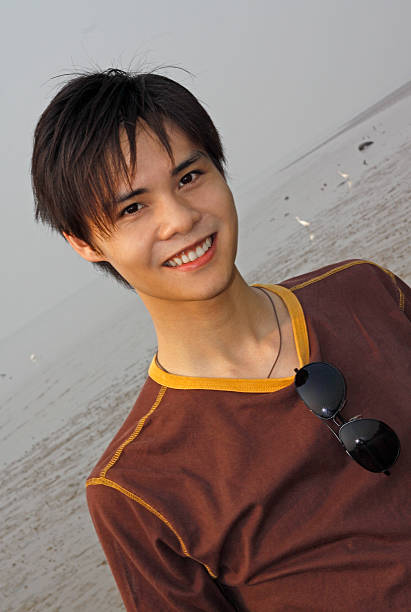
295, 216, 311, 227
337, 170, 352, 189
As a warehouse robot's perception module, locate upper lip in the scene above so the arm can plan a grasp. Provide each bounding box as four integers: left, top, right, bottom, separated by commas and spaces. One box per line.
162, 233, 214, 264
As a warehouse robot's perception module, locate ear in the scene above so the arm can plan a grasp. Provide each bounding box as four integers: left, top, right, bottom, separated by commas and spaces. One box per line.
63, 232, 106, 263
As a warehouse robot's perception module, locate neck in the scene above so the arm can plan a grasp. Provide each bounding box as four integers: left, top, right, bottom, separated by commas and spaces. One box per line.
139, 268, 280, 378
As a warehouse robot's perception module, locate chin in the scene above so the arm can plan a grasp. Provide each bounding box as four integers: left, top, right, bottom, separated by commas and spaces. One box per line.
183, 267, 237, 302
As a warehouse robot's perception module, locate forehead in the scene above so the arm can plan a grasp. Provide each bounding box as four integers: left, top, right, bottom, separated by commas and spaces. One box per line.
112, 120, 207, 206
121, 120, 197, 175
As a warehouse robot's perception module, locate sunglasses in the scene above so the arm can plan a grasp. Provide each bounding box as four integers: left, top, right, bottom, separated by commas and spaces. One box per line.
294, 362, 401, 475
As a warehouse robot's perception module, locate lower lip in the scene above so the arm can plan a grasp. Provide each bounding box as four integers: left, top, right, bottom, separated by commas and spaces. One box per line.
164, 234, 217, 271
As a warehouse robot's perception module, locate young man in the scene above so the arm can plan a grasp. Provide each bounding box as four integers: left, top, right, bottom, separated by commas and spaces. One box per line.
32, 69, 411, 611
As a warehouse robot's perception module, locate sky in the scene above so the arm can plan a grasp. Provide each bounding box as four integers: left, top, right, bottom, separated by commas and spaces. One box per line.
2, 0, 411, 341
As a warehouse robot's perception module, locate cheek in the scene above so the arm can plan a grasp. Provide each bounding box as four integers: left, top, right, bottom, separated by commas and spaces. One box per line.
105, 234, 148, 271
205, 181, 236, 217
221, 187, 237, 226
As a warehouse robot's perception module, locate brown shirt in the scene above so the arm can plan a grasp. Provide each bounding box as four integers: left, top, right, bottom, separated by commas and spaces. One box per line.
87, 259, 411, 611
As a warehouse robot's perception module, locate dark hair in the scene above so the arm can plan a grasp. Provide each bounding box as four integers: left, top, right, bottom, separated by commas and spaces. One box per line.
31, 68, 226, 289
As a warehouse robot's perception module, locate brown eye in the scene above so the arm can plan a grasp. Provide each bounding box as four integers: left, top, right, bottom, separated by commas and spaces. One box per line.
179, 170, 203, 188
121, 203, 144, 217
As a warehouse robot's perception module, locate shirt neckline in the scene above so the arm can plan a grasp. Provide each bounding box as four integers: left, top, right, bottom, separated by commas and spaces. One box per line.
148, 283, 310, 393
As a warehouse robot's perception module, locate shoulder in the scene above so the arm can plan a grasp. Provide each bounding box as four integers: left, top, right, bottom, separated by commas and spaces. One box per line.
279, 259, 406, 311
280, 258, 393, 291
86, 376, 167, 482
84, 378, 207, 569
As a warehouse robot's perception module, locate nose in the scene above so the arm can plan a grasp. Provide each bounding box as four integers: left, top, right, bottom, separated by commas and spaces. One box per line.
155, 194, 201, 241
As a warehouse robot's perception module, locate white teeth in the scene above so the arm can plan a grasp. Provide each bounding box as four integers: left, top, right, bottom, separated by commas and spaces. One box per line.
165, 234, 214, 267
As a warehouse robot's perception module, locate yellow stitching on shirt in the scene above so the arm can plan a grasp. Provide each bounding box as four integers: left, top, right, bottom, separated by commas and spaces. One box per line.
399, 289, 405, 312
100, 385, 167, 478
289, 259, 405, 311
289, 260, 374, 290
383, 267, 406, 312
86, 476, 218, 579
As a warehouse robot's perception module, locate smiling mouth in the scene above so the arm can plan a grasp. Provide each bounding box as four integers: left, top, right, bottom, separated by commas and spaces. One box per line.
163, 233, 216, 267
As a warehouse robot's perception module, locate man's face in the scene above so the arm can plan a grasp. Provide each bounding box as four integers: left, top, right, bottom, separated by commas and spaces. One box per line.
87, 121, 238, 304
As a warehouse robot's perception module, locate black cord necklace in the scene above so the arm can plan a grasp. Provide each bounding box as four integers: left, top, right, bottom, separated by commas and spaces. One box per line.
254, 286, 282, 378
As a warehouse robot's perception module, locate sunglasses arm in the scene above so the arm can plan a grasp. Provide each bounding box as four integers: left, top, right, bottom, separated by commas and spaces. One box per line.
325, 422, 344, 444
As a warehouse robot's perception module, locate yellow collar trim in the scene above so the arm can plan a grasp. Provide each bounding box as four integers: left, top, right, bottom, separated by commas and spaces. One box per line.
148, 284, 310, 393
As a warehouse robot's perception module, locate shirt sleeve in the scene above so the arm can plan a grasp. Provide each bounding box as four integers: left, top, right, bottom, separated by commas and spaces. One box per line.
86, 481, 239, 612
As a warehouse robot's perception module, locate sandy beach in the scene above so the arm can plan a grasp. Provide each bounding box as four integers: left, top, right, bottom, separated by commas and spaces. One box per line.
1, 86, 410, 611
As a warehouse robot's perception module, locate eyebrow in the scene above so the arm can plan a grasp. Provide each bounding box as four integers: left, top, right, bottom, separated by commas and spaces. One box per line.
116, 150, 207, 204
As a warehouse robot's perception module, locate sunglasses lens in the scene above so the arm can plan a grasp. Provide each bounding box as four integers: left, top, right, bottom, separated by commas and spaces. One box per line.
339, 418, 401, 472
295, 362, 346, 419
